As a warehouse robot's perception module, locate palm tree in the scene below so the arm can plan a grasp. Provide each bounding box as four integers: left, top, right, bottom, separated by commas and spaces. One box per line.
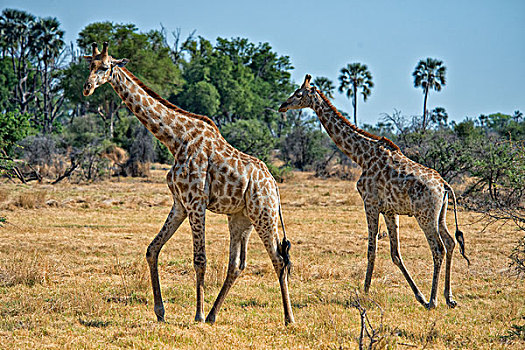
412, 58, 446, 130
32, 17, 65, 133
338, 63, 374, 126
313, 76, 335, 99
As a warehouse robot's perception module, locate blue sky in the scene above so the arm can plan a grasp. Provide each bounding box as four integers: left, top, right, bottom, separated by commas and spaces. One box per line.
4, 0, 525, 125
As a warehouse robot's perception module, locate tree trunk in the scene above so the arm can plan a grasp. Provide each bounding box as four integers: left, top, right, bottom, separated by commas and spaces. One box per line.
422, 86, 429, 131
353, 82, 358, 126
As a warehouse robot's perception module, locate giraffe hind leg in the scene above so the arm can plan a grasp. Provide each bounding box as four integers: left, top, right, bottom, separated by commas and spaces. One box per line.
206, 212, 253, 324
249, 208, 294, 325
416, 214, 445, 309
384, 213, 428, 307
438, 198, 457, 308
187, 202, 207, 322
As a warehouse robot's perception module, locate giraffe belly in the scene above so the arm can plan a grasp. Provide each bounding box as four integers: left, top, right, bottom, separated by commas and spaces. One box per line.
377, 189, 414, 216
206, 181, 247, 215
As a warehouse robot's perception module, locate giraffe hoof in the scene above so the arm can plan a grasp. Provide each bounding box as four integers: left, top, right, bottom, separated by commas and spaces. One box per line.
424, 302, 436, 310
194, 314, 205, 323
154, 306, 165, 322
446, 299, 457, 308
205, 314, 216, 324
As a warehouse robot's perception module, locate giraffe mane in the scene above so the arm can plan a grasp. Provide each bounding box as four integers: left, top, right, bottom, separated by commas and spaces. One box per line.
314, 88, 400, 152
119, 67, 220, 132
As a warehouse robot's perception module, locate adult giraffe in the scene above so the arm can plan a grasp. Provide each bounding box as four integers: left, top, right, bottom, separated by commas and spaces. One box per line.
279, 74, 469, 309
82, 42, 294, 325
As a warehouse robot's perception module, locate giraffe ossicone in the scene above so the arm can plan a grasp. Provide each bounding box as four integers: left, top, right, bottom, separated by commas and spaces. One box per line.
280, 74, 470, 309
83, 42, 294, 325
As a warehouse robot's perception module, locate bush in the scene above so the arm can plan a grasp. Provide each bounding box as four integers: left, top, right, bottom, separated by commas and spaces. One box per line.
280, 118, 331, 171
222, 119, 276, 163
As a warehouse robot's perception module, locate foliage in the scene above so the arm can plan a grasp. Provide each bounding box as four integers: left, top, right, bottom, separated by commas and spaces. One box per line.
0, 111, 32, 156
265, 163, 293, 183
312, 76, 335, 99
222, 119, 276, 162
178, 36, 294, 132
280, 112, 331, 170
338, 63, 374, 126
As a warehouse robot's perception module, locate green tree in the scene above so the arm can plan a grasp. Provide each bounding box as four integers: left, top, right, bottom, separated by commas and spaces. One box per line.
0, 57, 17, 111
179, 80, 220, 116
413, 58, 446, 131
338, 63, 374, 126
179, 37, 294, 133
429, 107, 448, 128
221, 119, 276, 162
313, 76, 335, 99
0, 111, 31, 156
0, 111, 32, 181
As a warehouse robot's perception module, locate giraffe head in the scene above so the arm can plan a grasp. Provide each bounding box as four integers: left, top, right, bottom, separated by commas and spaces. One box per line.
278, 74, 318, 112
82, 42, 129, 96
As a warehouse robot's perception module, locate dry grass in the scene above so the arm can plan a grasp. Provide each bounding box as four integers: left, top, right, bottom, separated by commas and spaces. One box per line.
0, 170, 523, 349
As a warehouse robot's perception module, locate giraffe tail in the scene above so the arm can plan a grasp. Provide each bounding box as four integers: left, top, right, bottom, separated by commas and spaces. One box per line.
444, 182, 471, 266
276, 187, 292, 280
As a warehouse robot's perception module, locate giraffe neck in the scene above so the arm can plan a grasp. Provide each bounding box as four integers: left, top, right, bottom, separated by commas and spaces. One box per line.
311, 90, 379, 168
109, 66, 219, 152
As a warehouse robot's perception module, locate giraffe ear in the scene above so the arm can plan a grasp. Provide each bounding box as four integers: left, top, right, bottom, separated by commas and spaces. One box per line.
83, 55, 92, 63
113, 58, 129, 67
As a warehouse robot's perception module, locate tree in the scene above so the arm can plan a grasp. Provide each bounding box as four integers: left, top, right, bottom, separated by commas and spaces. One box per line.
32, 16, 65, 133
313, 76, 335, 99
179, 37, 294, 132
0, 9, 36, 114
221, 119, 275, 162
413, 58, 446, 131
338, 63, 374, 126
429, 107, 448, 128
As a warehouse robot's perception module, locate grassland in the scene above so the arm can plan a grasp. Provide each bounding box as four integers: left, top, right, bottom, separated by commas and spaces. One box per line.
0, 169, 524, 349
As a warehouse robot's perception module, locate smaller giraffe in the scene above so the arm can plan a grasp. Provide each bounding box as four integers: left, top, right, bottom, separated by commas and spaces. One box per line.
279, 74, 469, 309
82, 42, 294, 325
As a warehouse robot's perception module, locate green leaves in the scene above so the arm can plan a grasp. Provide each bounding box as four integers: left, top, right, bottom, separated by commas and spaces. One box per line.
0, 111, 31, 156
222, 119, 276, 162
413, 58, 446, 91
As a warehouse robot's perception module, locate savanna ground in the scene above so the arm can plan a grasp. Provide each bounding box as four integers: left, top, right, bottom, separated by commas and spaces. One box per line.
0, 168, 524, 349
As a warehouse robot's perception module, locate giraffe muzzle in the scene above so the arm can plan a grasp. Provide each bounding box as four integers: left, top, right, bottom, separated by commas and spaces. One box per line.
83, 82, 94, 96
278, 102, 289, 112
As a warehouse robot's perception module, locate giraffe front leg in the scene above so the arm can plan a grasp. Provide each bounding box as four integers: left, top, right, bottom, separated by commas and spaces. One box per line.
206, 213, 253, 324
363, 206, 380, 293
146, 200, 186, 322
188, 204, 207, 322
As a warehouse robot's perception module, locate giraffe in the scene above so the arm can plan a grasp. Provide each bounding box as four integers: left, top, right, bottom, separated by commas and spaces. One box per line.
82, 42, 294, 325
279, 74, 469, 309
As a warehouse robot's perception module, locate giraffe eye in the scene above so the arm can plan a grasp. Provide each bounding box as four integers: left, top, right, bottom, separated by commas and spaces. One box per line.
296, 91, 303, 98
99, 65, 109, 71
